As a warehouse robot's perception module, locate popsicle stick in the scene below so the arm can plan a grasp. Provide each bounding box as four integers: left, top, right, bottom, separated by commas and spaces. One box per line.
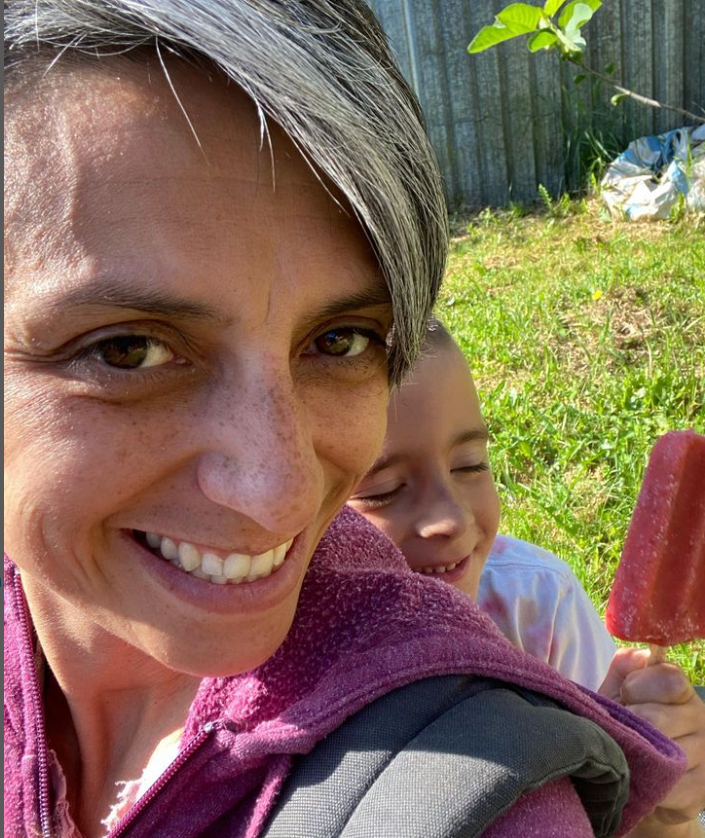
648, 644, 668, 665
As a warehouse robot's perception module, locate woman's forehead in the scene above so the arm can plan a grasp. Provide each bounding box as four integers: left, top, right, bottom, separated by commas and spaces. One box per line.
5, 59, 380, 310
6, 58, 346, 223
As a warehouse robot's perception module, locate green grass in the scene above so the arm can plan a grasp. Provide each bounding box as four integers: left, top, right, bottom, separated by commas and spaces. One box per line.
438, 200, 705, 682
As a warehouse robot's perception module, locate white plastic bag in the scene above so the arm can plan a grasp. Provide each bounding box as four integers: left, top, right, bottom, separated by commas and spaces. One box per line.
601, 124, 705, 220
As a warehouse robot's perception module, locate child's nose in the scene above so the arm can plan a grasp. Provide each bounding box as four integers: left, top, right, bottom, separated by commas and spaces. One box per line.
415, 491, 471, 540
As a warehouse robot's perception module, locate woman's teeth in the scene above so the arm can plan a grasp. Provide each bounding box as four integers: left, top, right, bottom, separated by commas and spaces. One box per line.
140, 531, 294, 584
417, 562, 459, 575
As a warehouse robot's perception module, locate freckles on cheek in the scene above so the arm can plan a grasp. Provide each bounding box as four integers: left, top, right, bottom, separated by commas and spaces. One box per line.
314, 380, 389, 481
8, 394, 174, 506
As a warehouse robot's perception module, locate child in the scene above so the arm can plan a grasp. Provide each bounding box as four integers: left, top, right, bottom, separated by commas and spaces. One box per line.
349, 318, 705, 837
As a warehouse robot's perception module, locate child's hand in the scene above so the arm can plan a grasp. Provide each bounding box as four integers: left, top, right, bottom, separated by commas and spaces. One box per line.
599, 647, 705, 837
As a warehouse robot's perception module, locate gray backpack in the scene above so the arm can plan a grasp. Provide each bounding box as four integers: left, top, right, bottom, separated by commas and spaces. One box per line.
263, 675, 630, 838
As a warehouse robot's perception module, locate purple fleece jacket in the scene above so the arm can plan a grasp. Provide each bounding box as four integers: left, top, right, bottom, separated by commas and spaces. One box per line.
4, 507, 685, 838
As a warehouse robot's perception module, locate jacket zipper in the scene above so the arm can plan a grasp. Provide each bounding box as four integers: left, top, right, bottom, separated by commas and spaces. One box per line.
105, 722, 217, 838
14, 573, 53, 838
12, 566, 218, 838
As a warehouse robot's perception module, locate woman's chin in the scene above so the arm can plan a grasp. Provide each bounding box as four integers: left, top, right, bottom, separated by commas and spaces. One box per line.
149, 624, 296, 679
125, 599, 300, 679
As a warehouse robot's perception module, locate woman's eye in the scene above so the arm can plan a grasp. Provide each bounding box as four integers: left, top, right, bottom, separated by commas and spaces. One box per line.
313, 328, 372, 358
91, 336, 176, 370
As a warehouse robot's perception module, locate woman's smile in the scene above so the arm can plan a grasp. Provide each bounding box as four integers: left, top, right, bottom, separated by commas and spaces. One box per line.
136, 529, 295, 583
123, 528, 311, 617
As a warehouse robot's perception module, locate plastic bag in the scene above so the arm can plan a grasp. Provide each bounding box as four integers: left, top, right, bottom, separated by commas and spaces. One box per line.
601, 124, 705, 220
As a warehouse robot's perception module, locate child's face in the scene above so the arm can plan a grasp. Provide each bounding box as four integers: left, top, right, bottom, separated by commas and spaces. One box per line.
348, 344, 500, 598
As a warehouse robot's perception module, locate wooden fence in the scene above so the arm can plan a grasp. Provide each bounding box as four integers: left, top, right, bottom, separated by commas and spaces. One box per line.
366, 0, 704, 207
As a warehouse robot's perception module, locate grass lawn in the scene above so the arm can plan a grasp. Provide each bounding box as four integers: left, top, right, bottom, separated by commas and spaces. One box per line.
438, 200, 705, 682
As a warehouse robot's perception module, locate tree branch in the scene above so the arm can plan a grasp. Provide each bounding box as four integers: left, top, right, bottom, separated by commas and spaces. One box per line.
571, 59, 705, 125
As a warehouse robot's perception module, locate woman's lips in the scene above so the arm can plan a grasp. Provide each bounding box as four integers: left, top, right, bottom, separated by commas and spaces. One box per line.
135, 529, 294, 584
123, 529, 308, 615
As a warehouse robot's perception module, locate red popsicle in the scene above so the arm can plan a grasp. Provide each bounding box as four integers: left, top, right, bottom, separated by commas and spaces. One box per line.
606, 430, 705, 658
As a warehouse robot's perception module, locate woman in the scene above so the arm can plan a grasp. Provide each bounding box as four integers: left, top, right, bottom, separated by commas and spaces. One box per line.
3, 2, 687, 837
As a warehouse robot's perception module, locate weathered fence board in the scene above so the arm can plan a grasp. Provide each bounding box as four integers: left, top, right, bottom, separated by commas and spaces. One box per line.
367, 0, 705, 207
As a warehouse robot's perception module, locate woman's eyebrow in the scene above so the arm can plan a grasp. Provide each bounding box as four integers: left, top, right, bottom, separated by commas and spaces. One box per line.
303, 284, 393, 327
45, 281, 392, 327
46, 281, 225, 323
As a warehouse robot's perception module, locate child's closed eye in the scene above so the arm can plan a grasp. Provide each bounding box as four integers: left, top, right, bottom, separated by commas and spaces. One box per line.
452, 462, 489, 475
350, 484, 403, 509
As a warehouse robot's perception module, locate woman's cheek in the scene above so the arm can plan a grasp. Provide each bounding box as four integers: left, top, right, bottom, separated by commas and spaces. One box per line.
303, 372, 389, 488
5, 387, 164, 542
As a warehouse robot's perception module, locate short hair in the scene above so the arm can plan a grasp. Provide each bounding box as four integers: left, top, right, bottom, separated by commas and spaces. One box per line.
4, 0, 448, 383
422, 316, 458, 354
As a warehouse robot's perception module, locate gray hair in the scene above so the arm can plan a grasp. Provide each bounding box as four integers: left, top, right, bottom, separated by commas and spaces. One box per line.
4, 0, 448, 383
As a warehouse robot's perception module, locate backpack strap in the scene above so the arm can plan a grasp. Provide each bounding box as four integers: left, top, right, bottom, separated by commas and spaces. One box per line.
262, 675, 629, 838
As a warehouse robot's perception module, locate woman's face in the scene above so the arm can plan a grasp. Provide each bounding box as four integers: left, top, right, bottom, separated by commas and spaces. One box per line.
4, 62, 392, 676
348, 346, 500, 599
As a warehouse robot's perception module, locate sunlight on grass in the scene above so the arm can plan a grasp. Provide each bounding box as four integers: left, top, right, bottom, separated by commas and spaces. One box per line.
440, 200, 705, 681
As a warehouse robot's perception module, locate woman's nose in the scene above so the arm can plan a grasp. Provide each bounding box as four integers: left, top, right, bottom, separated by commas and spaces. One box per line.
415, 487, 471, 541
195, 370, 324, 534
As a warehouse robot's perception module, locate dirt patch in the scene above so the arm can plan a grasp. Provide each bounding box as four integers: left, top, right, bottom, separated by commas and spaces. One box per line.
602, 288, 656, 355
551, 286, 662, 377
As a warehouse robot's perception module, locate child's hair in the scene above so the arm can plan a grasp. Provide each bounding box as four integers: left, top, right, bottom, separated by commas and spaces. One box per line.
392, 316, 459, 389
422, 316, 457, 353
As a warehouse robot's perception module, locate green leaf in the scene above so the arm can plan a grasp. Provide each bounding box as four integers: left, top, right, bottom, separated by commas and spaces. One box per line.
528, 30, 559, 51
468, 3, 546, 54
468, 22, 526, 53
611, 92, 627, 106
496, 3, 545, 33
573, 72, 587, 84
558, 0, 601, 30
543, 0, 566, 16
555, 1, 595, 53
604, 61, 615, 75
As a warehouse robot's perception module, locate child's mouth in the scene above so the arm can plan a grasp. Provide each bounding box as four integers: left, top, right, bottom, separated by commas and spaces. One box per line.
413, 554, 471, 581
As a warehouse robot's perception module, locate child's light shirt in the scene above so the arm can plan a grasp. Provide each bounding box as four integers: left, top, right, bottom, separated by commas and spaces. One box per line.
477, 535, 616, 691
